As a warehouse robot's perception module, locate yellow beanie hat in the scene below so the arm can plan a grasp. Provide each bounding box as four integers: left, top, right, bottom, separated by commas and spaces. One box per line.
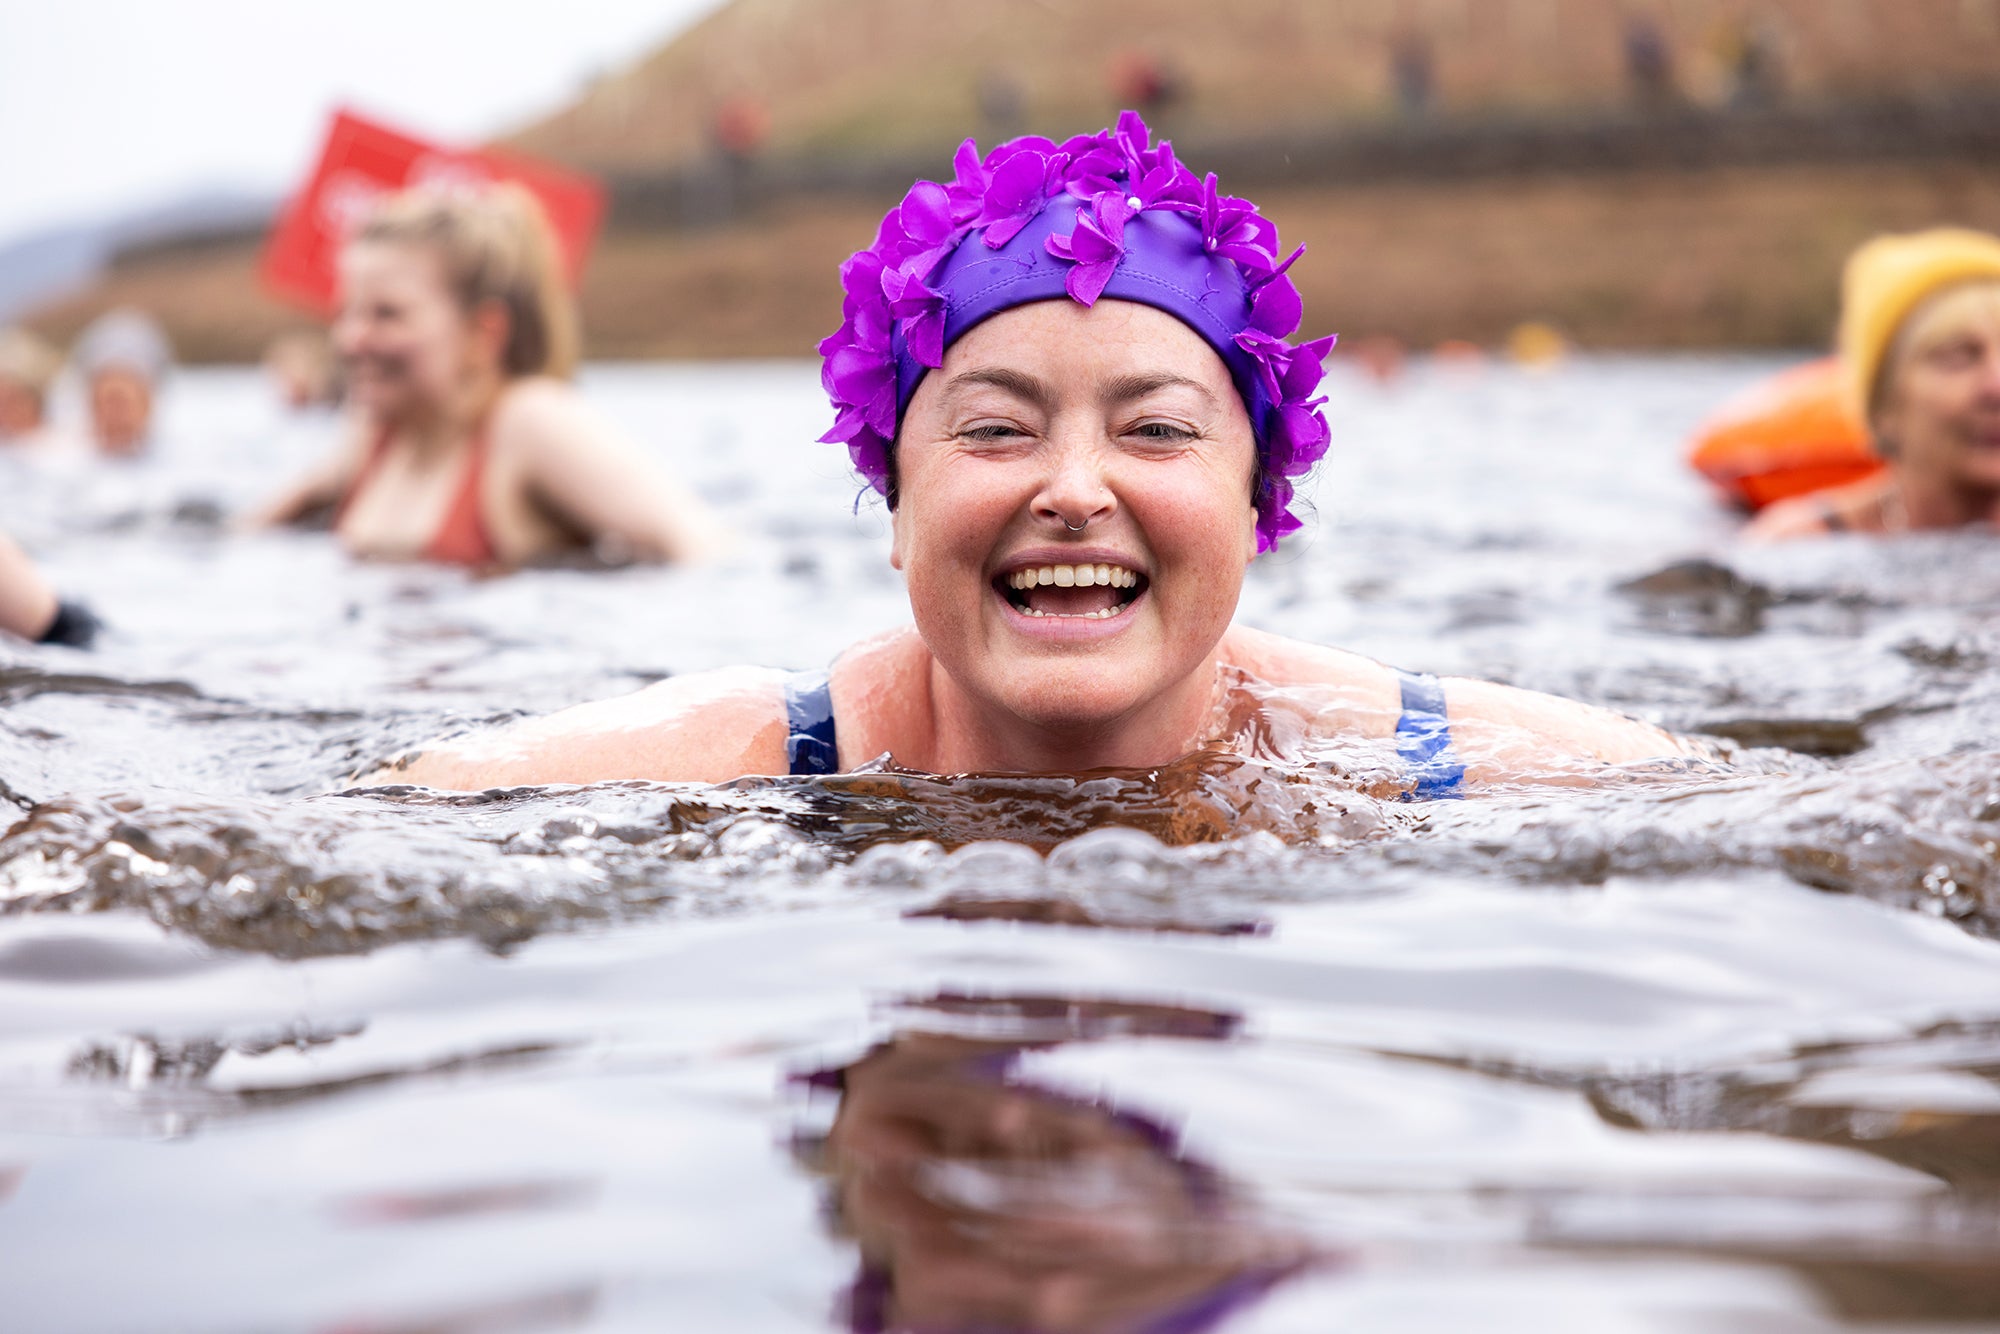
1840, 227, 2000, 421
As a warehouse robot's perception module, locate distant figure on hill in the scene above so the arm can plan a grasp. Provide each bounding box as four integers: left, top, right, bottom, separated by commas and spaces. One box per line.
1107, 50, 1183, 117
249, 183, 725, 568
1747, 228, 2000, 540
1622, 13, 1676, 105
976, 67, 1026, 135
0, 529, 99, 648
71, 309, 172, 457
1390, 28, 1435, 116
0, 328, 67, 451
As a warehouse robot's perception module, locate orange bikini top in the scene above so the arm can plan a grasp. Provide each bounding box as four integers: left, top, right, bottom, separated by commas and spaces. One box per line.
334, 422, 499, 567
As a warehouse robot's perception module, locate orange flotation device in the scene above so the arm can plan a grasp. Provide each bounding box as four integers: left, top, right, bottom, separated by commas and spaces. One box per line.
1686, 356, 1884, 511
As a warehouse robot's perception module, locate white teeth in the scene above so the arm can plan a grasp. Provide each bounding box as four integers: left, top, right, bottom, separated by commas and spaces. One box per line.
1017, 605, 1130, 619
1006, 564, 1140, 590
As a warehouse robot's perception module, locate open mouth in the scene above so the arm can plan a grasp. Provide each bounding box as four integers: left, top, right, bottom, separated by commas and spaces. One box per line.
996, 562, 1148, 620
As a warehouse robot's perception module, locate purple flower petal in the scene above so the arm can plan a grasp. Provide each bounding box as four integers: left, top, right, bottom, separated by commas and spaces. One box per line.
977, 150, 1050, 248
1249, 277, 1303, 338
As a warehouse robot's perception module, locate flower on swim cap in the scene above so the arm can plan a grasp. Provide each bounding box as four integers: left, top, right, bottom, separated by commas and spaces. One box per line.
819, 110, 1335, 552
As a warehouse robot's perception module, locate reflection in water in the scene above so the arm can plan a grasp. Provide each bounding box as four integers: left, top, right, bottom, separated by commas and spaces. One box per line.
793, 996, 1315, 1333
319, 1284, 597, 1334
334, 1177, 598, 1226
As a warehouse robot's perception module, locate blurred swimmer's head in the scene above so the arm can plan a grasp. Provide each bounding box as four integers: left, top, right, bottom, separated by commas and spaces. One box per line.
1841, 229, 2000, 422
263, 329, 341, 411
335, 184, 577, 420
73, 309, 173, 456
1872, 277, 2000, 491
0, 327, 60, 440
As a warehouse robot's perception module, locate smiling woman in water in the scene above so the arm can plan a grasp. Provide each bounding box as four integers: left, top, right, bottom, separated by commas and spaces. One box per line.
369, 113, 1696, 795
251, 184, 725, 568
1748, 228, 2000, 540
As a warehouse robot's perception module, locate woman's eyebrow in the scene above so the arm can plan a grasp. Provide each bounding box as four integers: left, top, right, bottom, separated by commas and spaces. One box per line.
944, 367, 1053, 411
1103, 372, 1215, 405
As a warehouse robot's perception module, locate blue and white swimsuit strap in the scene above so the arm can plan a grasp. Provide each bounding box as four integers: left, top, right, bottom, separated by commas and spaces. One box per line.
781, 670, 840, 776
1394, 668, 1466, 800
786, 665, 1461, 794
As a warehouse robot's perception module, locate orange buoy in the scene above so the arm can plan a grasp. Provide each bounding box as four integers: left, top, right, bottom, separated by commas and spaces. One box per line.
1686, 357, 1883, 511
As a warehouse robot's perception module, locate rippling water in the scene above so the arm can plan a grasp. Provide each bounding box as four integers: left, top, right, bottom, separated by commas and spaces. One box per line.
3, 357, 1999, 1331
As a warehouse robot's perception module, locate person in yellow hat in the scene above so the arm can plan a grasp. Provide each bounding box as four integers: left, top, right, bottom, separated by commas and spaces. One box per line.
1746, 227, 2000, 540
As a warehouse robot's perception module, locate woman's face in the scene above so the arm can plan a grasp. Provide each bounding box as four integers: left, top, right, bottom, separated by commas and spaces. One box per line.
1875, 281, 2000, 495
333, 241, 483, 419
87, 368, 151, 455
892, 299, 1259, 739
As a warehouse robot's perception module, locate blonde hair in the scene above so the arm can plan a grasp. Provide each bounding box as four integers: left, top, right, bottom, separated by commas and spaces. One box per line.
353, 183, 580, 380
0, 327, 60, 406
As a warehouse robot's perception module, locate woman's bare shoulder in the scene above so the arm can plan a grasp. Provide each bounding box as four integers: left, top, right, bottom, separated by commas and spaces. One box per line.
1219, 625, 1399, 694
358, 664, 793, 791
484, 377, 595, 451
827, 626, 933, 766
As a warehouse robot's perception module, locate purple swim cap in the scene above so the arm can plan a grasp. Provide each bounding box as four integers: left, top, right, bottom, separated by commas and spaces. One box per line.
819, 111, 1335, 551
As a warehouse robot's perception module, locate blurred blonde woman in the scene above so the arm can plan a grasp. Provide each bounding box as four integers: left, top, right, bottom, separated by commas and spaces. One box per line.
253, 184, 724, 567
1748, 228, 2000, 539
0, 327, 66, 450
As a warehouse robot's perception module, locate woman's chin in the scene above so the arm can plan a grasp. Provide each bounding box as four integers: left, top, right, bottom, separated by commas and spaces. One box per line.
980, 665, 1164, 741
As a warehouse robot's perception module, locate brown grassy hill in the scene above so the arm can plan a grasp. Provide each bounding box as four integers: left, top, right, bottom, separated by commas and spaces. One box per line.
511, 0, 2000, 175
22, 0, 2000, 361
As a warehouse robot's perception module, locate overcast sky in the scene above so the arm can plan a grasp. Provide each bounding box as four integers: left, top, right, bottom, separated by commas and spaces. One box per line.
0, 0, 727, 250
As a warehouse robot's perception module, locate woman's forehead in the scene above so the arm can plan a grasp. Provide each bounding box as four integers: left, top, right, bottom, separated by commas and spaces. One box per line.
1899, 279, 2000, 357
941, 298, 1234, 388
338, 238, 448, 293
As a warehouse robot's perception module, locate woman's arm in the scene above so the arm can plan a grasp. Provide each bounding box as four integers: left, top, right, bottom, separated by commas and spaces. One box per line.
501, 380, 729, 563
352, 665, 792, 790
0, 531, 59, 642
1225, 626, 1700, 786
1740, 494, 1834, 543
1436, 675, 1700, 783
240, 417, 369, 530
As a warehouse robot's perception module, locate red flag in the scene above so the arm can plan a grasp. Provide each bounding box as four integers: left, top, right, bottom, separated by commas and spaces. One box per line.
261, 108, 606, 312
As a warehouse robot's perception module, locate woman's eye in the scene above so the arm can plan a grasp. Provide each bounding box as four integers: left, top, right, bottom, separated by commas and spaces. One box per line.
1130, 421, 1195, 442
1926, 340, 1982, 369
959, 423, 1026, 441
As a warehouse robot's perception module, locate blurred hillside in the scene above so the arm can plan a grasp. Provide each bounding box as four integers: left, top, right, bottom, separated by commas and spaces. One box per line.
20, 0, 2000, 361
514, 0, 2000, 172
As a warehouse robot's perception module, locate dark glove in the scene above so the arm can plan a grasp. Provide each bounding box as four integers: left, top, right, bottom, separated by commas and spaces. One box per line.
37, 599, 102, 649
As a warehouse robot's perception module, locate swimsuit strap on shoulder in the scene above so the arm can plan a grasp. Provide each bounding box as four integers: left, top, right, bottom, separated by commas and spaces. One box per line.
1394, 669, 1465, 800
782, 670, 840, 776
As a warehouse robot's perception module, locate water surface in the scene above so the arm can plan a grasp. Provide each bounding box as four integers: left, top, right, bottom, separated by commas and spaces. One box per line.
2, 356, 1998, 1331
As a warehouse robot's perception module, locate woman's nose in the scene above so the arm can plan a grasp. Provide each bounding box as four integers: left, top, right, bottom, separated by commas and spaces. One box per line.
1978, 343, 2000, 397
1030, 433, 1117, 532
